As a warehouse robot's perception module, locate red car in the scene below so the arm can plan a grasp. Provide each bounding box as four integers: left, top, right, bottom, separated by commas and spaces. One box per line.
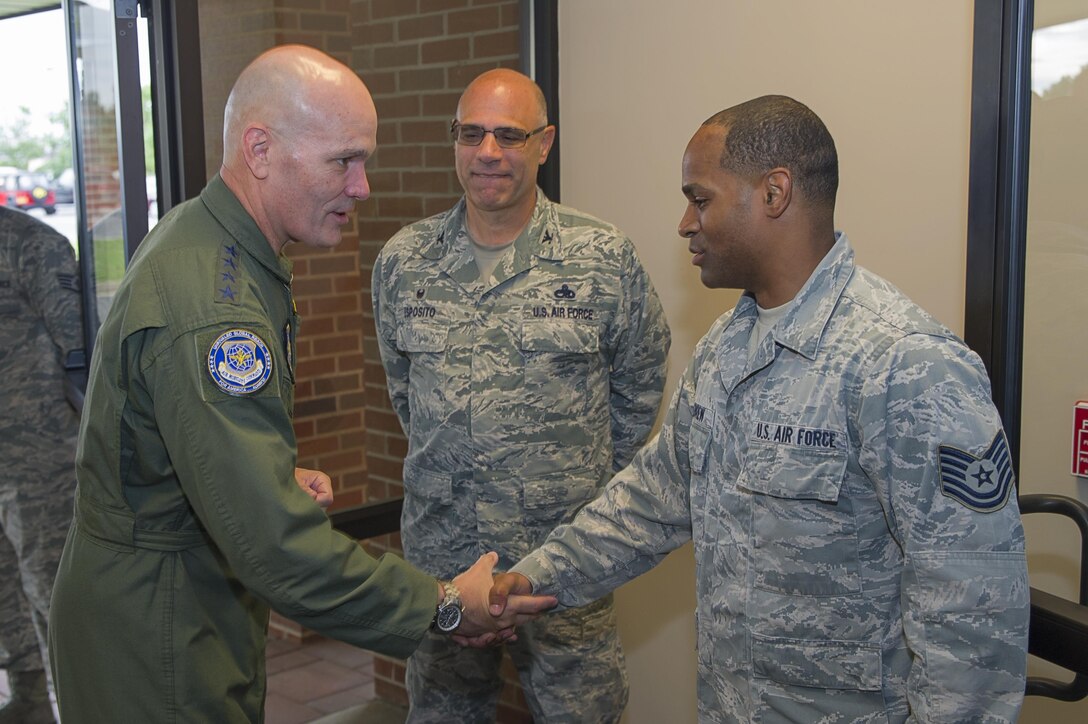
0, 167, 57, 215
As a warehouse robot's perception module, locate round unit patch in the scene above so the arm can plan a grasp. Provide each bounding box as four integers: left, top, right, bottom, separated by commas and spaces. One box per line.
207, 329, 273, 395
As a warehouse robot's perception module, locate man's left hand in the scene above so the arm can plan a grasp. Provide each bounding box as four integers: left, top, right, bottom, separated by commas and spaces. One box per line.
294, 467, 334, 509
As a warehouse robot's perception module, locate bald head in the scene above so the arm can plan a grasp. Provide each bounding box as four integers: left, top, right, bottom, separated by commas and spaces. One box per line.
220, 45, 378, 254
456, 68, 548, 128
223, 45, 374, 165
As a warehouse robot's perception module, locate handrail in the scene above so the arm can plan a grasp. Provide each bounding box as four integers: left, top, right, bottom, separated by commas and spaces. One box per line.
329, 497, 403, 541
1021, 493, 1088, 701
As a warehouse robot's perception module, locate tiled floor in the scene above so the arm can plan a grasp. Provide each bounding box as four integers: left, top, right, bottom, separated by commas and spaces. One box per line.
264, 635, 406, 724
0, 638, 406, 724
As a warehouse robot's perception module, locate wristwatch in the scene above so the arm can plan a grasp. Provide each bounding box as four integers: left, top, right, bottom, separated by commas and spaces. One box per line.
433, 581, 463, 633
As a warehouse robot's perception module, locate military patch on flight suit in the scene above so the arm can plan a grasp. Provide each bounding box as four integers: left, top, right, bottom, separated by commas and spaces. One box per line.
938, 431, 1015, 512
207, 329, 273, 395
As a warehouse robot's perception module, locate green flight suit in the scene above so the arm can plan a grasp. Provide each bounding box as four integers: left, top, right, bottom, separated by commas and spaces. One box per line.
48, 176, 438, 723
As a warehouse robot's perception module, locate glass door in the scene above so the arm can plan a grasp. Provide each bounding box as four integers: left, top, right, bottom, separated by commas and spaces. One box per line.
66, 0, 150, 349
1019, 2, 1088, 719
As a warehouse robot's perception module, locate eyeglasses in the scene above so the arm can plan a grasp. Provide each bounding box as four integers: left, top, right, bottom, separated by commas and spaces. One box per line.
450, 121, 547, 149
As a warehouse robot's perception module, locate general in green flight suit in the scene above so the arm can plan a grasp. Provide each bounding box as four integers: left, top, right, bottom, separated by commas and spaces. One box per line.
47, 46, 542, 723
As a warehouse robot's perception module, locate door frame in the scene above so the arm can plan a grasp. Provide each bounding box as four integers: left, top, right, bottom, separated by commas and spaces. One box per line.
964, 0, 1034, 470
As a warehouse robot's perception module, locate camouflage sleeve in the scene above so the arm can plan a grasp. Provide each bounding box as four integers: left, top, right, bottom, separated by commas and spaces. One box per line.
855, 334, 1029, 722
21, 224, 83, 360
607, 239, 671, 471
371, 248, 411, 434
513, 352, 698, 608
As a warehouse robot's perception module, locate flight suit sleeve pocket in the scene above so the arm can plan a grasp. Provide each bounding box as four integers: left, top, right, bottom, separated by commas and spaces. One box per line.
402, 460, 452, 504
751, 634, 882, 691
520, 320, 599, 353
396, 323, 448, 353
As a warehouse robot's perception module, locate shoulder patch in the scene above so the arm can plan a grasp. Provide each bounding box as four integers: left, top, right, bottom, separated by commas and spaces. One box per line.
207, 329, 273, 395
938, 431, 1015, 513
56, 272, 80, 291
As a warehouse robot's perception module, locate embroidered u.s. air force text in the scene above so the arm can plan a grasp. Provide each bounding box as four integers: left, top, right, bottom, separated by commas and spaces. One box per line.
751, 421, 840, 450
531, 305, 595, 320
207, 329, 273, 395
938, 431, 1015, 512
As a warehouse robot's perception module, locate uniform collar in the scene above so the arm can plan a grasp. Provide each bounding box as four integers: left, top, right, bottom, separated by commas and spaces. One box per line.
419, 189, 564, 288
200, 174, 293, 284
730, 232, 855, 362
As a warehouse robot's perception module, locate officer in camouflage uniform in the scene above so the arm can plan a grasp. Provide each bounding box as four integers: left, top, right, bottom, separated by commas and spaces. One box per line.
498, 96, 1029, 722
374, 69, 670, 722
0, 205, 83, 724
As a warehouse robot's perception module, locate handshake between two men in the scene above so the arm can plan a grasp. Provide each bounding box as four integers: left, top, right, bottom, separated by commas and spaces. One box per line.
442, 552, 555, 648
297, 468, 554, 647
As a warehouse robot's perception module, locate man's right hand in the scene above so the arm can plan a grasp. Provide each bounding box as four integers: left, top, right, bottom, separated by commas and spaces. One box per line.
446, 556, 555, 648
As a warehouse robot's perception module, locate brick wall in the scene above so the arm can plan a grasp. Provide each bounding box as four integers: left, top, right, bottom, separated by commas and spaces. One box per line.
199, 0, 370, 509
354, 0, 521, 503
198, 2, 529, 719
350, 2, 527, 720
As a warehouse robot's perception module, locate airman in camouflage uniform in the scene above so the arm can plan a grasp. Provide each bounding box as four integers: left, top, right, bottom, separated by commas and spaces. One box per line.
504, 96, 1029, 722
374, 69, 670, 722
0, 205, 83, 723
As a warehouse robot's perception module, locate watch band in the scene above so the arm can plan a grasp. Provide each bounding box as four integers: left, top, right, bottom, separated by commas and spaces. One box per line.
433, 581, 463, 633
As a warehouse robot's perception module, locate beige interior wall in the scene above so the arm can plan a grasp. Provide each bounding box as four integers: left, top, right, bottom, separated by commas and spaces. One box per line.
558, 2, 976, 722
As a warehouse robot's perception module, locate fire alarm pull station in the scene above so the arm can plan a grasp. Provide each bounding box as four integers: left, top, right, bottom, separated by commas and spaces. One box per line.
1074, 401, 1088, 478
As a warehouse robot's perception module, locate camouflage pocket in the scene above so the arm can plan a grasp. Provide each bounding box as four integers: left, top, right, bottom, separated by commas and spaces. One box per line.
750, 634, 885, 723
396, 321, 448, 353
402, 459, 453, 504
520, 320, 599, 417
742, 445, 860, 596
689, 418, 712, 475
522, 465, 597, 512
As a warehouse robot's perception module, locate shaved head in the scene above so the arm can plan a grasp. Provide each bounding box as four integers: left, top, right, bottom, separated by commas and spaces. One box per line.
223, 45, 374, 163
220, 45, 378, 253
456, 68, 548, 128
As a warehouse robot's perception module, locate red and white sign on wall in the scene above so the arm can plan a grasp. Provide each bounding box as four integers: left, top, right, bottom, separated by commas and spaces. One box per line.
1074, 401, 1088, 478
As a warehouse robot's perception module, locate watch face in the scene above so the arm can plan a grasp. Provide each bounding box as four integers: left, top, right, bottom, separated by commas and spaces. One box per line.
436, 603, 462, 633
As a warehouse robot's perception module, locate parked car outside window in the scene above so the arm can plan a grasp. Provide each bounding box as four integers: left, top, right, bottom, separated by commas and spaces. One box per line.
0, 166, 57, 215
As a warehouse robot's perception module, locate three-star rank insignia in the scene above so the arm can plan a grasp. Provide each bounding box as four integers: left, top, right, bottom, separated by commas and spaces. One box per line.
938, 431, 1015, 513
207, 329, 273, 395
